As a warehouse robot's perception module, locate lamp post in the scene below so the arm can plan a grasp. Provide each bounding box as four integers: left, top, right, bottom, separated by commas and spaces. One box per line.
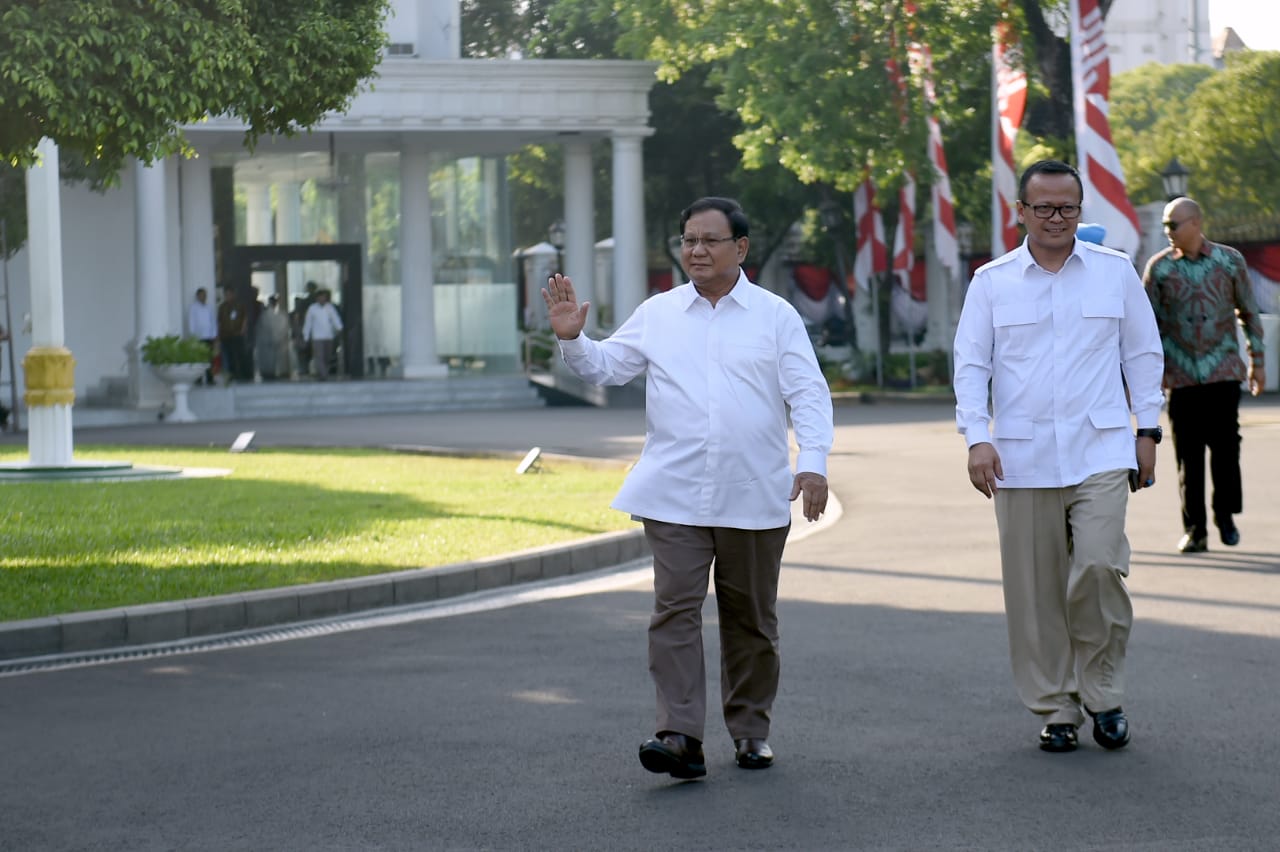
1160, 157, 1190, 201
548, 219, 566, 274
818, 199, 856, 352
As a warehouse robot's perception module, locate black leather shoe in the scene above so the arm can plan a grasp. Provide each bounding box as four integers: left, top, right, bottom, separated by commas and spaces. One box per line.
1178, 533, 1208, 553
1038, 723, 1078, 752
1219, 526, 1240, 547
639, 732, 706, 779
733, 738, 774, 769
1088, 707, 1131, 750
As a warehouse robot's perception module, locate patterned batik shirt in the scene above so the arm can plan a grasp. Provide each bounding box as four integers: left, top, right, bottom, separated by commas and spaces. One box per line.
1142, 239, 1265, 390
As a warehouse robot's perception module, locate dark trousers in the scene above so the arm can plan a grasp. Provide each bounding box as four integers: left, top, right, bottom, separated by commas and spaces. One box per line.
642, 519, 789, 743
1168, 381, 1242, 536
221, 336, 250, 382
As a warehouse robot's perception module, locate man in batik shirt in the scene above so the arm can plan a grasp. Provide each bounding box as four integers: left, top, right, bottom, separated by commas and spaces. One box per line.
1143, 197, 1266, 553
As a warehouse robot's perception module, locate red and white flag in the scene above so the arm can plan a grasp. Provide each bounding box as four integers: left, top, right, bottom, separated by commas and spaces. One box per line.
909, 42, 960, 278
883, 54, 915, 279
853, 176, 887, 291
992, 22, 1026, 257
1070, 0, 1140, 256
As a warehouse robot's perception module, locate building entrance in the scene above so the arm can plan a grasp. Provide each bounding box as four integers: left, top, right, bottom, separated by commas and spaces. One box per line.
225, 244, 364, 379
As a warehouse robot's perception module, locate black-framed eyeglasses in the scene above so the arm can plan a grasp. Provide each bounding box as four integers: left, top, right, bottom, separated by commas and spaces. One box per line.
1022, 203, 1082, 220
677, 235, 740, 250
1162, 219, 1186, 232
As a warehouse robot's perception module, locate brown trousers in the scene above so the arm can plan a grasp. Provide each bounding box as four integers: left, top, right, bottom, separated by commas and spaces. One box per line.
643, 519, 790, 743
993, 470, 1133, 726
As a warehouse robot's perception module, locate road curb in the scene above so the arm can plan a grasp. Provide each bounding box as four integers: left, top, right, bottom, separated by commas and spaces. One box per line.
0, 527, 650, 662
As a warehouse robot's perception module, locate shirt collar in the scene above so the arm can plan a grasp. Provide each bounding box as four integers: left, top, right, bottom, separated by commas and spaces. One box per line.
678, 268, 751, 309
1014, 237, 1090, 275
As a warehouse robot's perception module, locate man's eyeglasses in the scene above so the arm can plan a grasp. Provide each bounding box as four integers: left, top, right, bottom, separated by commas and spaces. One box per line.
1023, 203, 1082, 220
1162, 219, 1186, 232
678, 235, 740, 250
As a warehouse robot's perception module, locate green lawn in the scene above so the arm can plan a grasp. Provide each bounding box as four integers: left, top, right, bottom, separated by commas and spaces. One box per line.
0, 445, 632, 622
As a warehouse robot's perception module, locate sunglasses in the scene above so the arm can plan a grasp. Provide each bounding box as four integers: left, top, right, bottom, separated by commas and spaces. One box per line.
1163, 219, 1186, 232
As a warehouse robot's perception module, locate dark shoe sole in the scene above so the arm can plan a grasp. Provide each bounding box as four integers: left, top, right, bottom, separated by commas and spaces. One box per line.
638, 742, 706, 779
735, 753, 774, 770
1038, 739, 1078, 753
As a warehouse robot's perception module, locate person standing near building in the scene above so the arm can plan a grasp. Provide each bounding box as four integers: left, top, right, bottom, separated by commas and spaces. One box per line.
187, 287, 218, 384
542, 196, 833, 779
1143, 197, 1266, 553
302, 288, 344, 380
217, 286, 249, 383
953, 160, 1164, 753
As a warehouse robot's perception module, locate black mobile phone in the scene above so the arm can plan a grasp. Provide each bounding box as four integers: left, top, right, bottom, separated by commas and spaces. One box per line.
1128, 468, 1140, 493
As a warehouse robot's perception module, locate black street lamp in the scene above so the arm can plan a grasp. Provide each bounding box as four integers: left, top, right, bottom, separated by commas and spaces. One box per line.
1160, 157, 1190, 201
548, 219, 566, 273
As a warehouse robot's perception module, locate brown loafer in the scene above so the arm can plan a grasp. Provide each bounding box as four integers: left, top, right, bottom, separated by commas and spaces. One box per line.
639, 732, 706, 779
734, 737, 774, 769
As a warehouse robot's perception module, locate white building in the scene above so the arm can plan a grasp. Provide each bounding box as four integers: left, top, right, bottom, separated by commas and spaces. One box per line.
5, 0, 656, 422
1105, 0, 1213, 72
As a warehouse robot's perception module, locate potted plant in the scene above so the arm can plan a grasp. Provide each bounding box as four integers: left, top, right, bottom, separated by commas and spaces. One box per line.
141, 335, 211, 422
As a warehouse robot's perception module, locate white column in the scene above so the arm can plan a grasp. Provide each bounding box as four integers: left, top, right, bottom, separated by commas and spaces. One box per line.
134, 159, 171, 407
24, 139, 74, 465
275, 182, 302, 244
400, 142, 446, 378
611, 132, 649, 327
244, 182, 274, 302
563, 138, 595, 335
179, 155, 217, 323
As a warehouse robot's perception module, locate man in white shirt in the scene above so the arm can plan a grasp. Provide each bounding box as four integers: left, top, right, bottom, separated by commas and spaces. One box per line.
302, 289, 344, 380
543, 197, 833, 780
187, 287, 218, 384
953, 160, 1164, 754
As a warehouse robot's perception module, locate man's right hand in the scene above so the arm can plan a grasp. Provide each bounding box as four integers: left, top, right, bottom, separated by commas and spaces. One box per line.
967, 442, 1004, 499
541, 273, 590, 341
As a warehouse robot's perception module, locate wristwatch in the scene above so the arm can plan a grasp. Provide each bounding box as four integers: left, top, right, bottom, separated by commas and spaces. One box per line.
1136, 427, 1163, 444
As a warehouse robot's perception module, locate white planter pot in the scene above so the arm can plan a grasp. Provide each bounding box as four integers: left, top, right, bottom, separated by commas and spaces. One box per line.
151, 363, 207, 422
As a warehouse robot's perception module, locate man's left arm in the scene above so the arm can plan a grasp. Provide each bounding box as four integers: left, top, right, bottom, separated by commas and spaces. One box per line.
777, 307, 833, 521
1230, 251, 1266, 395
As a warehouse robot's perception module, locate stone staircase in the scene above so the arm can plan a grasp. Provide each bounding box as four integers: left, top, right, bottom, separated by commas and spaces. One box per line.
72, 374, 544, 426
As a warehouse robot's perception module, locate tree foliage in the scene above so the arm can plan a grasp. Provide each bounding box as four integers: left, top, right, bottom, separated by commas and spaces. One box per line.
1109, 61, 1213, 205
1180, 51, 1280, 222
0, 0, 390, 176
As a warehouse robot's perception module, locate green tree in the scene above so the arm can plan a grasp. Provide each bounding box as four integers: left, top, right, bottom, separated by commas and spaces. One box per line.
1180, 51, 1280, 224
0, 0, 389, 174
1109, 61, 1214, 206
0, 0, 389, 258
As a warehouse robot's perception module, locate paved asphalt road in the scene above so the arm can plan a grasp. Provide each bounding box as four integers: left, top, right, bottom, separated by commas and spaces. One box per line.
2, 398, 1279, 851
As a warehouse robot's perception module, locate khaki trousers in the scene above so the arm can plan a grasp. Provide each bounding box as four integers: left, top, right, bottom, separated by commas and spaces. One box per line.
643, 519, 790, 743
993, 470, 1133, 727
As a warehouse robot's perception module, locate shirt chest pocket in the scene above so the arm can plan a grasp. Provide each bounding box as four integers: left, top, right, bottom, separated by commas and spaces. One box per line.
992, 302, 1040, 357
1080, 298, 1124, 350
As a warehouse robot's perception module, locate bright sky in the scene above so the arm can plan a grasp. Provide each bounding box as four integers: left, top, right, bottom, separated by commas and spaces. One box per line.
1209, 0, 1280, 51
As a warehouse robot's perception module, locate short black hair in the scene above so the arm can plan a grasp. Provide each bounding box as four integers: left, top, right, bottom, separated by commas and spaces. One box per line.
679, 196, 750, 239
1018, 159, 1083, 202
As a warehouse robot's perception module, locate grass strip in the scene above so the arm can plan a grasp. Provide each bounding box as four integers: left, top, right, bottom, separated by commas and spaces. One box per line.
0, 445, 632, 622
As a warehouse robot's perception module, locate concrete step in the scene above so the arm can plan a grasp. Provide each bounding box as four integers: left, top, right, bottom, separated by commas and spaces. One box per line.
30, 375, 543, 427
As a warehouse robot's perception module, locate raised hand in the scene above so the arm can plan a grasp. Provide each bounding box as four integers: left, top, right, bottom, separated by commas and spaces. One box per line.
541, 273, 591, 341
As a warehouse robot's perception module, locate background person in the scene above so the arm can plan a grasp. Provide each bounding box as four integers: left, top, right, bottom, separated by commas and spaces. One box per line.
953, 159, 1164, 754
187, 287, 218, 384
302, 289, 344, 380
542, 196, 833, 780
1142, 196, 1267, 553
217, 286, 249, 383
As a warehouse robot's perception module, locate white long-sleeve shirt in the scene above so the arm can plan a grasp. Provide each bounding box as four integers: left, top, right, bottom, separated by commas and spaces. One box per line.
558, 271, 833, 529
953, 238, 1164, 489
187, 299, 217, 340
303, 302, 344, 341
